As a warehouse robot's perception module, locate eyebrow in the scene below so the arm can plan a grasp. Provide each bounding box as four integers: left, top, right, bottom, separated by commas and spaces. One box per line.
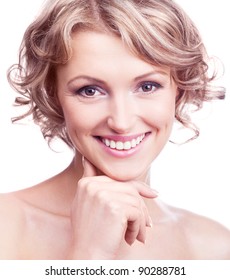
67, 76, 106, 86
67, 70, 169, 86
133, 70, 169, 82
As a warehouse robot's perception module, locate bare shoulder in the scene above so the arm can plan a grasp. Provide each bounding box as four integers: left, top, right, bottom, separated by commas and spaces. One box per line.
0, 178, 70, 260
0, 181, 55, 259
0, 192, 26, 259
171, 206, 230, 259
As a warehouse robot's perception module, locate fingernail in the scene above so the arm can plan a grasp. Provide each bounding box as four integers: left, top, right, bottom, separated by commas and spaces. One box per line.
148, 215, 153, 228
82, 156, 85, 167
150, 189, 159, 196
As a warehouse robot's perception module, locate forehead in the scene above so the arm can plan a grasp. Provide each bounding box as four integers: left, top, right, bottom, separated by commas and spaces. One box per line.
57, 30, 171, 81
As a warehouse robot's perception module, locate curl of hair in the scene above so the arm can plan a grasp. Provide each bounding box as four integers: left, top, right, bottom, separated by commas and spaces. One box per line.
8, 0, 225, 148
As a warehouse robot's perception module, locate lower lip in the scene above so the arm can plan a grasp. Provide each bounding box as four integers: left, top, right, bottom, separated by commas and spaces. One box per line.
95, 133, 151, 158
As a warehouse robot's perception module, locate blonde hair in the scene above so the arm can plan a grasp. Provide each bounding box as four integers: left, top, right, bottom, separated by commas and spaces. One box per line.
8, 0, 225, 148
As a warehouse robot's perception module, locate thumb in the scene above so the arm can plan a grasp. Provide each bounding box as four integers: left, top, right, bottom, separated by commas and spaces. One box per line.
82, 156, 98, 178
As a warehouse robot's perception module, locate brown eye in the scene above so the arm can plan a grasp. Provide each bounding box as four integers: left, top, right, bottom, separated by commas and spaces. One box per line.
142, 83, 154, 92
75, 86, 104, 98
137, 82, 162, 94
83, 87, 97, 96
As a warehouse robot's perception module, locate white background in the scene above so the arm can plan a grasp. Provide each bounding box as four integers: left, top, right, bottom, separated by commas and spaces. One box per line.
0, 1, 229, 229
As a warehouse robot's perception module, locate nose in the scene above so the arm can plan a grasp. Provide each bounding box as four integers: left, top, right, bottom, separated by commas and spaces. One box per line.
107, 94, 138, 134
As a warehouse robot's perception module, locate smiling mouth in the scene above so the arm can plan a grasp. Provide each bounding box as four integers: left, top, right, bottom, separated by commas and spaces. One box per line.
98, 133, 148, 151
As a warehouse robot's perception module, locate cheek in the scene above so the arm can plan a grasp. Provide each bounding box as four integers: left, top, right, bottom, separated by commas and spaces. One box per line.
65, 115, 89, 138
145, 98, 175, 131
62, 103, 103, 139
63, 111, 94, 155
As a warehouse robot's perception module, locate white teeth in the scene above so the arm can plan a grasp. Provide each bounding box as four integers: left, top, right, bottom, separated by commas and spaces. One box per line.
124, 141, 131, 150
105, 139, 110, 147
131, 139, 136, 148
110, 140, 116, 149
101, 134, 145, 151
116, 141, 123, 150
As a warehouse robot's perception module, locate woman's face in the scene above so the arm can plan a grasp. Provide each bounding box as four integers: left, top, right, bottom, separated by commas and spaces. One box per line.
57, 31, 177, 181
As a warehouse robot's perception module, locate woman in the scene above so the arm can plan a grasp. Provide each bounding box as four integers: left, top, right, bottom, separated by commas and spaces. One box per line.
0, 0, 229, 259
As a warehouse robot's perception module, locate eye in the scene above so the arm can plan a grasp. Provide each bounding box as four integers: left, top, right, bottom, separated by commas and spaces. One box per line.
75, 86, 105, 98
136, 81, 162, 94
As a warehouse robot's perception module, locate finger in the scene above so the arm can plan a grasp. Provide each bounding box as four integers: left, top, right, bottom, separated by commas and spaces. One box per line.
82, 156, 98, 178
136, 212, 146, 244
141, 200, 153, 228
124, 207, 143, 245
125, 197, 152, 243
132, 181, 159, 199
125, 220, 140, 246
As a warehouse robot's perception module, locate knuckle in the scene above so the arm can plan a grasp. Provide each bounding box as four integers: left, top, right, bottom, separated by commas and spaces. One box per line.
95, 189, 108, 203
132, 207, 143, 221
107, 201, 124, 220
110, 202, 123, 215
77, 178, 88, 188
137, 208, 143, 219
77, 178, 96, 196
131, 196, 143, 209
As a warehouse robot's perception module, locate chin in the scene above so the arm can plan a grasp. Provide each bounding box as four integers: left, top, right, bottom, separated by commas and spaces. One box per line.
102, 167, 148, 182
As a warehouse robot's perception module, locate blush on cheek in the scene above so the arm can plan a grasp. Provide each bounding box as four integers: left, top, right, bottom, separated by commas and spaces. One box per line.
148, 111, 174, 128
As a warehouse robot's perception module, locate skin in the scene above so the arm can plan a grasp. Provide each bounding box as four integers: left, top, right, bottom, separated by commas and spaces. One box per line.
0, 31, 230, 260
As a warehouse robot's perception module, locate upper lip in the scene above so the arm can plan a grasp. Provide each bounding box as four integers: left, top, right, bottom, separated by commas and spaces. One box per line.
96, 132, 149, 142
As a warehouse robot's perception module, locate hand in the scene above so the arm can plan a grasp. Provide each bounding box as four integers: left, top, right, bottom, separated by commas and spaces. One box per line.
68, 157, 158, 259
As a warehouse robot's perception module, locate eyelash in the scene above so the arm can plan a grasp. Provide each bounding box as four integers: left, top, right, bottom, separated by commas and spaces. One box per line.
74, 81, 162, 98
74, 85, 104, 98
136, 81, 162, 94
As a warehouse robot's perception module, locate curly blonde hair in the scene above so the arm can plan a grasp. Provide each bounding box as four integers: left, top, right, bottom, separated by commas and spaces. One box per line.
8, 0, 225, 148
